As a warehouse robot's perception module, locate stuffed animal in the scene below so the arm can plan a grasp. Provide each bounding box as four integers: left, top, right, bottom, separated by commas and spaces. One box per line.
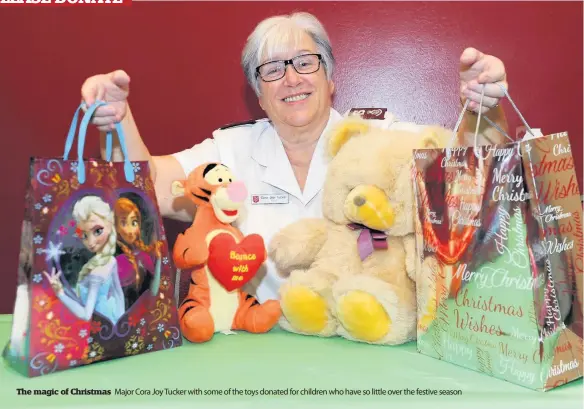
268, 116, 451, 345
171, 163, 281, 343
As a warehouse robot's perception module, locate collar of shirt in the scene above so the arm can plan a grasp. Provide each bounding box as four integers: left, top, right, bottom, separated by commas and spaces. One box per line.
251, 108, 343, 206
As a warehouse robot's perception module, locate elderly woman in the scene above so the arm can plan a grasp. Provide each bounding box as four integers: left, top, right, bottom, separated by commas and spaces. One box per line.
81, 12, 509, 303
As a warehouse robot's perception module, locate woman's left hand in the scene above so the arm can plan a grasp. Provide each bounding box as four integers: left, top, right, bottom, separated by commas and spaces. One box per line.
459, 47, 508, 114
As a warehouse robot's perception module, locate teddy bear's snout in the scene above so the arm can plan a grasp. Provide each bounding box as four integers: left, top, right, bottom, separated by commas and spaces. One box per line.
344, 185, 395, 231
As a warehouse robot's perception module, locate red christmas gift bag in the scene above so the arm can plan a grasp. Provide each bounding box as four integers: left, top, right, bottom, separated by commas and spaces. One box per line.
3, 101, 182, 377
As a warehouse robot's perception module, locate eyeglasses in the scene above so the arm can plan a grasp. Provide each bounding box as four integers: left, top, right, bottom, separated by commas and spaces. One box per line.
255, 53, 322, 82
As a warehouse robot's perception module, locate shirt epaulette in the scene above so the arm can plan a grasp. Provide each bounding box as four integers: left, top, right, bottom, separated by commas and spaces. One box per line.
218, 118, 269, 130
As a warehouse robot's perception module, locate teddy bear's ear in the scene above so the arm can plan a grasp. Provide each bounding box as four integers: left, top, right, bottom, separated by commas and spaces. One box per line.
420, 127, 451, 150
327, 117, 370, 157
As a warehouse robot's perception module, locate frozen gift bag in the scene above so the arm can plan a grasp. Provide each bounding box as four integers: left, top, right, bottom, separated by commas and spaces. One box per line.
3, 102, 182, 377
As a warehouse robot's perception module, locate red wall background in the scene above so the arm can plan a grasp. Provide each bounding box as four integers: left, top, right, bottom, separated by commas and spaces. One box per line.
0, 1, 581, 313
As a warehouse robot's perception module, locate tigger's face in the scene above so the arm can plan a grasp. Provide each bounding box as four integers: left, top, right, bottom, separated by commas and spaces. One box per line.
172, 163, 247, 224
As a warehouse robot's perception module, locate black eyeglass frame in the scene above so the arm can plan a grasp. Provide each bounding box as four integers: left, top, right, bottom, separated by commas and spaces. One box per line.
255, 53, 323, 82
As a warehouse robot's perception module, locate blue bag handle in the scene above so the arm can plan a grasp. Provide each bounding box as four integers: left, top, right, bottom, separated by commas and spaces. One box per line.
105, 129, 113, 162
63, 103, 84, 159
63, 101, 135, 184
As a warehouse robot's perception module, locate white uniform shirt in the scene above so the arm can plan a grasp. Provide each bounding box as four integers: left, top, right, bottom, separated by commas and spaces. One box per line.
172, 108, 425, 302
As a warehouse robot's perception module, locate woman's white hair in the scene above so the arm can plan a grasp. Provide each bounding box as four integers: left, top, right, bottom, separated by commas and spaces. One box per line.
241, 12, 335, 96
72, 195, 116, 283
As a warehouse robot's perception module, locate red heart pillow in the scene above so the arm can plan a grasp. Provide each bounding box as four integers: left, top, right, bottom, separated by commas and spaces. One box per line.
207, 233, 265, 292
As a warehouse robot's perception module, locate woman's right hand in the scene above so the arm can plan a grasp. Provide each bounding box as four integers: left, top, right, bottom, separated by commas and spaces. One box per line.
81, 70, 131, 132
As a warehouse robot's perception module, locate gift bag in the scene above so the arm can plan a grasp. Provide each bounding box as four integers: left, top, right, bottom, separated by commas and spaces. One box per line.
3, 102, 182, 377
412, 86, 583, 391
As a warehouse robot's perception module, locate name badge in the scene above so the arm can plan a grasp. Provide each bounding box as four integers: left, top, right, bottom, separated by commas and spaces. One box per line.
251, 194, 289, 205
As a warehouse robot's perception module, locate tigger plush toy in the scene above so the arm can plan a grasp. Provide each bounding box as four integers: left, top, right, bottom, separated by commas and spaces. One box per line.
171, 162, 281, 343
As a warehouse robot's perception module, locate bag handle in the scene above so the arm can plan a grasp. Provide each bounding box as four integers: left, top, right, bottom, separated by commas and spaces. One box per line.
62, 103, 85, 160
446, 84, 536, 159
63, 103, 114, 161
63, 101, 135, 184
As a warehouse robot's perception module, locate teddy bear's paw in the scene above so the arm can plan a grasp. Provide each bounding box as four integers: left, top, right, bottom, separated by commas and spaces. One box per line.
336, 290, 391, 342
268, 219, 328, 276
279, 285, 336, 336
333, 275, 416, 345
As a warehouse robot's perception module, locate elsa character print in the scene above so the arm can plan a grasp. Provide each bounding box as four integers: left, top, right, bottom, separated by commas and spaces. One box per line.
44, 195, 125, 325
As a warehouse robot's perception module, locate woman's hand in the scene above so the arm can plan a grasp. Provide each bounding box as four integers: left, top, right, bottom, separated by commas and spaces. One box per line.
459, 47, 508, 114
81, 70, 130, 132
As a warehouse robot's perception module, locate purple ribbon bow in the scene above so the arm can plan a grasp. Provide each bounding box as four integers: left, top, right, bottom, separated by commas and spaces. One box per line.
347, 223, 388, 261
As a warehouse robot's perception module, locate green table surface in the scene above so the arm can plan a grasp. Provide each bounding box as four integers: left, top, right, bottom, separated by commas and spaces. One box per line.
0, 315, 582, 409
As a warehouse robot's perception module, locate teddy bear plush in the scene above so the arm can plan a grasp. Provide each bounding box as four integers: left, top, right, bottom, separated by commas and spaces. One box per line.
268, 115, 451, 345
